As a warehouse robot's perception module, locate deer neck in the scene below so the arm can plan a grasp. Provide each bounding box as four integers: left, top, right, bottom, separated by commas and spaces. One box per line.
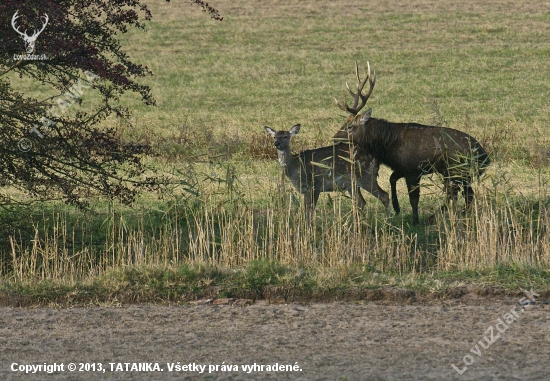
277, 148, 296, 176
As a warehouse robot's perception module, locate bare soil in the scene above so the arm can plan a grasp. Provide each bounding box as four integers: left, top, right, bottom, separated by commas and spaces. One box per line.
1, 293, 549, 380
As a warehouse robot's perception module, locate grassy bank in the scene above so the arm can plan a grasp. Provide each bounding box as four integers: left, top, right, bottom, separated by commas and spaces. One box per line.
1, 186, 549, 304
2, 261, 549, 307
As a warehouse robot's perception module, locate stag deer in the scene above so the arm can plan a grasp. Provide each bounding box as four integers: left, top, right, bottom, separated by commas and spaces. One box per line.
11, 11, 49, 54
333, 61, 490, 225
264, 124, 391, 214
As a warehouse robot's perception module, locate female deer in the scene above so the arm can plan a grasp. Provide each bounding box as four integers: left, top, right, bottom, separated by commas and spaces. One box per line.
265, 124, 391, 214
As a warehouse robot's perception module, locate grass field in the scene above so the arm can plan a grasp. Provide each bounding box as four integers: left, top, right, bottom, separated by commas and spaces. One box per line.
1, 0, 550, 304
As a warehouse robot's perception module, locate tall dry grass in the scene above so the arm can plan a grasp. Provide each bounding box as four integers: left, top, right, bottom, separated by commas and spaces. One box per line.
4, 179, 549, 283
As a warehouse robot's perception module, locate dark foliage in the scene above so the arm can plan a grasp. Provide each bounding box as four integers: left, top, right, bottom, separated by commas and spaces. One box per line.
0, 0, 157, 209
166, 0, 223, 21
0, 1, 221, 209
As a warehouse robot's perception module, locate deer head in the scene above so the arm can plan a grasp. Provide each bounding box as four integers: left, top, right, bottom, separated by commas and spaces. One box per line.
12, 11, 49, 54
264, 124, 300, 151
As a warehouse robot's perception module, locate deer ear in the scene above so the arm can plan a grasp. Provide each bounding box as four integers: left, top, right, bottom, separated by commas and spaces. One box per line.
290, 124, 301, 136
264, 126, 276, 137
360, 109, 372, 126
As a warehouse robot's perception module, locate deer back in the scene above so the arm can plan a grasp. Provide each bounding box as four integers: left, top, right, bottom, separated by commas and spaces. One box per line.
336, 111, 490, 178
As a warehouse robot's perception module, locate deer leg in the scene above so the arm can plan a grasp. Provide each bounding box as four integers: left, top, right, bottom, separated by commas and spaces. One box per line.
354, 157, 391, 214
358, 180, 390, 215
309, 187, 321, 212
373, 185, 391, 215
303, 193, 311, 215
428, 180, 466, 224
303, 188, 315, 216
348, 184, 367, 209
390, 171, 402, 215
405, 177, 421, 225
427, 179, 459, 224
463, 183, 475, 208
437, 180, 459, 215
445, 180, 460, 205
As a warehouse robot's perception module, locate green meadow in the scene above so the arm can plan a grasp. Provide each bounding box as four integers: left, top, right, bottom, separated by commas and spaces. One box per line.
2, 0, 550, 305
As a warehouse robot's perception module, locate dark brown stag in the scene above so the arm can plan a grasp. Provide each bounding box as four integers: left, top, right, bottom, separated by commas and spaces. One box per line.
333, 61, 490, 225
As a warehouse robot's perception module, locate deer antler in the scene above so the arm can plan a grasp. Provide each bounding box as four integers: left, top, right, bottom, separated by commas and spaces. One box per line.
335, 61, 376, 115
11, 11, 27, 37
34, 14, 49, 37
